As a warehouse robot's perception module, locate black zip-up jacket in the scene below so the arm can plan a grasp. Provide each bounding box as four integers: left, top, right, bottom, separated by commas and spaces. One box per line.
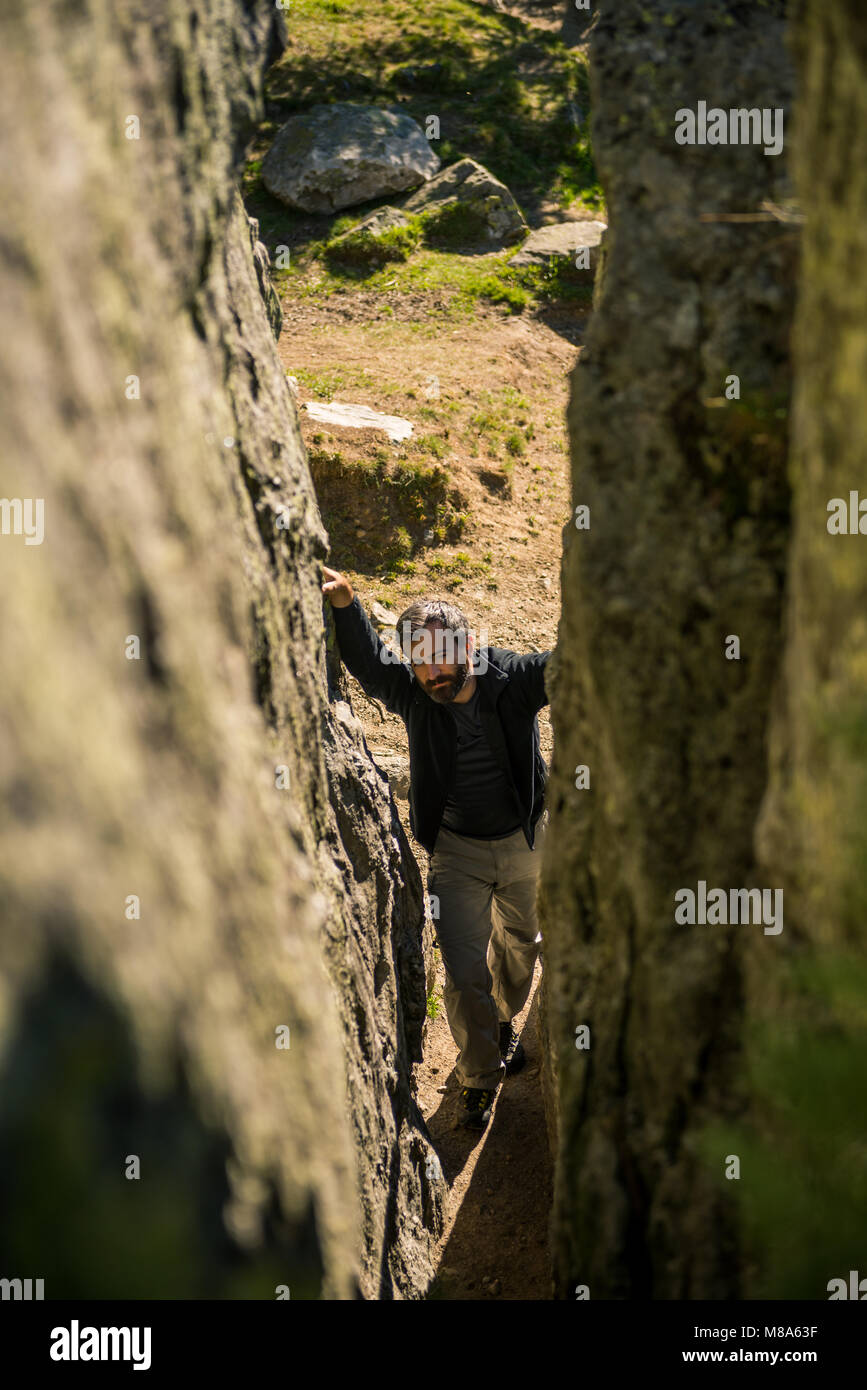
330, 595, 551, 853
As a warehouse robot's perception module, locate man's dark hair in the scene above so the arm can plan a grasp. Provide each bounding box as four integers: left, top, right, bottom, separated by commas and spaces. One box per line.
395, 598, 470, 662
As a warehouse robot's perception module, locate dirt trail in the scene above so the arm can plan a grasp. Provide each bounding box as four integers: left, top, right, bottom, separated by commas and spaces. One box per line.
417, 957, 553, 1299
279, 290, 583, 1289
277, 165, 588, 1300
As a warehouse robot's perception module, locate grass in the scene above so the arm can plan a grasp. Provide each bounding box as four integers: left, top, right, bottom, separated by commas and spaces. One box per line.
292, 365, 380, 399
323, 218, 423, 270
280, 240, 595, 320
307, 449, 468, 576
426, 549, 493, 589
243, 0, 604, 316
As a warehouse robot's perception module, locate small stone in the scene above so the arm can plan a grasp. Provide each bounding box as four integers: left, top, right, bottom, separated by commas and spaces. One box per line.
509, 220, 607, 272
370, 600, 399, 628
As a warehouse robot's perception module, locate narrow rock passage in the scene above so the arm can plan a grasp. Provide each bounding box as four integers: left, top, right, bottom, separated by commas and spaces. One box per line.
416, 956, 553, 1299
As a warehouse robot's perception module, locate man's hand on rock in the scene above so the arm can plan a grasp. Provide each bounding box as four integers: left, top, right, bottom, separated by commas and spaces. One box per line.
321, 565, 354, 608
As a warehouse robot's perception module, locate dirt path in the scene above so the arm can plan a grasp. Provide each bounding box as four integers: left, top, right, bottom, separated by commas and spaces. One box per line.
417, 956, 553, 1299
246, 0, 605, 1310
279, 294, 583, 1297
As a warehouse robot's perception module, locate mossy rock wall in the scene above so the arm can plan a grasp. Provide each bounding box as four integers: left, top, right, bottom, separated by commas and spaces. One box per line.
541, 0, 797, 1299
0, 0, 441, 1300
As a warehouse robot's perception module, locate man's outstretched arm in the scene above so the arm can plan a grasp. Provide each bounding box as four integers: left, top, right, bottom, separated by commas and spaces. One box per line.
322, 565, 414, 717
509, 648, 551, 714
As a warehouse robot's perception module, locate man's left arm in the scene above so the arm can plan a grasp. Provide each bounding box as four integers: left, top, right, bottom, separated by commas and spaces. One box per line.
511, 649, 551, 714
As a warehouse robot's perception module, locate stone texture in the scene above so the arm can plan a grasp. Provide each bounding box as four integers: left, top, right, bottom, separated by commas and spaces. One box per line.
403, 158, 528, 244
509, 220, 606, 271
370, 602, 400, 629
371, 755, 412, 801
540, 0, 797, 1299
336, 206, 412, 240
262, 103, 440, 213
757, 0, 867, 955
248, 214, 283, 338
0, 0, 441, 1300
749, 0, 867, 1295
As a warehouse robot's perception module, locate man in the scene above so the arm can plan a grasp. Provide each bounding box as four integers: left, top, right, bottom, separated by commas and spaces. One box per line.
322, 564, 550, 1130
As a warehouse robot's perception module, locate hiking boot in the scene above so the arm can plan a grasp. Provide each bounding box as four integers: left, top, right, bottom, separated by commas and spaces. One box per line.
499, 1021, 526, 1076
459, 1085, 496, 1129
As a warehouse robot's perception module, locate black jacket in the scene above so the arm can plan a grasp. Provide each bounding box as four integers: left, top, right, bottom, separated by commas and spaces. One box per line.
331, 595, 551, 853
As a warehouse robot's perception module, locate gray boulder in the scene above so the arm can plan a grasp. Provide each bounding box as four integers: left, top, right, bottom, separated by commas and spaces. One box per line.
403, 158, 528, 245
262, 104, 440, 213
510, 220, 607, 274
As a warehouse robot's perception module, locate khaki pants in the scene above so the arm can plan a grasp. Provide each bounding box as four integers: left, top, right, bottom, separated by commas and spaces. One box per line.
427, 818, 546, 1090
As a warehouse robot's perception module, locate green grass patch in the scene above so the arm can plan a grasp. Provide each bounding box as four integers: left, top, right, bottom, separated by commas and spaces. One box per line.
245, 0, 604, 252
308, 449, 468, 573
322, 218, 423, 272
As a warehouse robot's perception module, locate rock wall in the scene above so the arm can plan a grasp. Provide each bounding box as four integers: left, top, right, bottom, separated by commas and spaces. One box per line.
758, 0, 867, 951
748, 0, 867, 1298
541, 0, 797, 1297
0, 0, 440, 1299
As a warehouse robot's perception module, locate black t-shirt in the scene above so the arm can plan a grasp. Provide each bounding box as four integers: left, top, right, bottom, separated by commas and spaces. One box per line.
440, 686, 522, 838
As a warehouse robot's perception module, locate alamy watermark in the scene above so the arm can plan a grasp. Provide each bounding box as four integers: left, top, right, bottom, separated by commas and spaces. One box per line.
674, 880, 783, 935
1, 1276, 44, 1299
50, 1321, 151, 1370
675, 102, 784, 157
0, 498, 44, 545
827, 492, 867, 534
379, 623, 490, 674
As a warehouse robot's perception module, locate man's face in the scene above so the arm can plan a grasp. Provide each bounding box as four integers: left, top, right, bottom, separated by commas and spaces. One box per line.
409, 622, 475, 703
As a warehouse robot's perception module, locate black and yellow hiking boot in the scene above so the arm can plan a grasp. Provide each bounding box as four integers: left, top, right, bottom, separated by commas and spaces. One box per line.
459, 1085, 496, 1129
499, 1021, 526, 1076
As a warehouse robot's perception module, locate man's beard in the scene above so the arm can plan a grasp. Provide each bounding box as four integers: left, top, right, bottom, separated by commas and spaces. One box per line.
423, 662, 471, 703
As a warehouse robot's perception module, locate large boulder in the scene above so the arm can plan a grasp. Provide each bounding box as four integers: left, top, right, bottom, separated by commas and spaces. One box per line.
262, 103, 440, 213
403, 158, 528, 245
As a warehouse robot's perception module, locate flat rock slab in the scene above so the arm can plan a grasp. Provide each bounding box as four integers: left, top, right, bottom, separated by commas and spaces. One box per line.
403, 157, 528, 244
510, 220, 607, 268
263, 103, 440, 213
303, 401, 414, 442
